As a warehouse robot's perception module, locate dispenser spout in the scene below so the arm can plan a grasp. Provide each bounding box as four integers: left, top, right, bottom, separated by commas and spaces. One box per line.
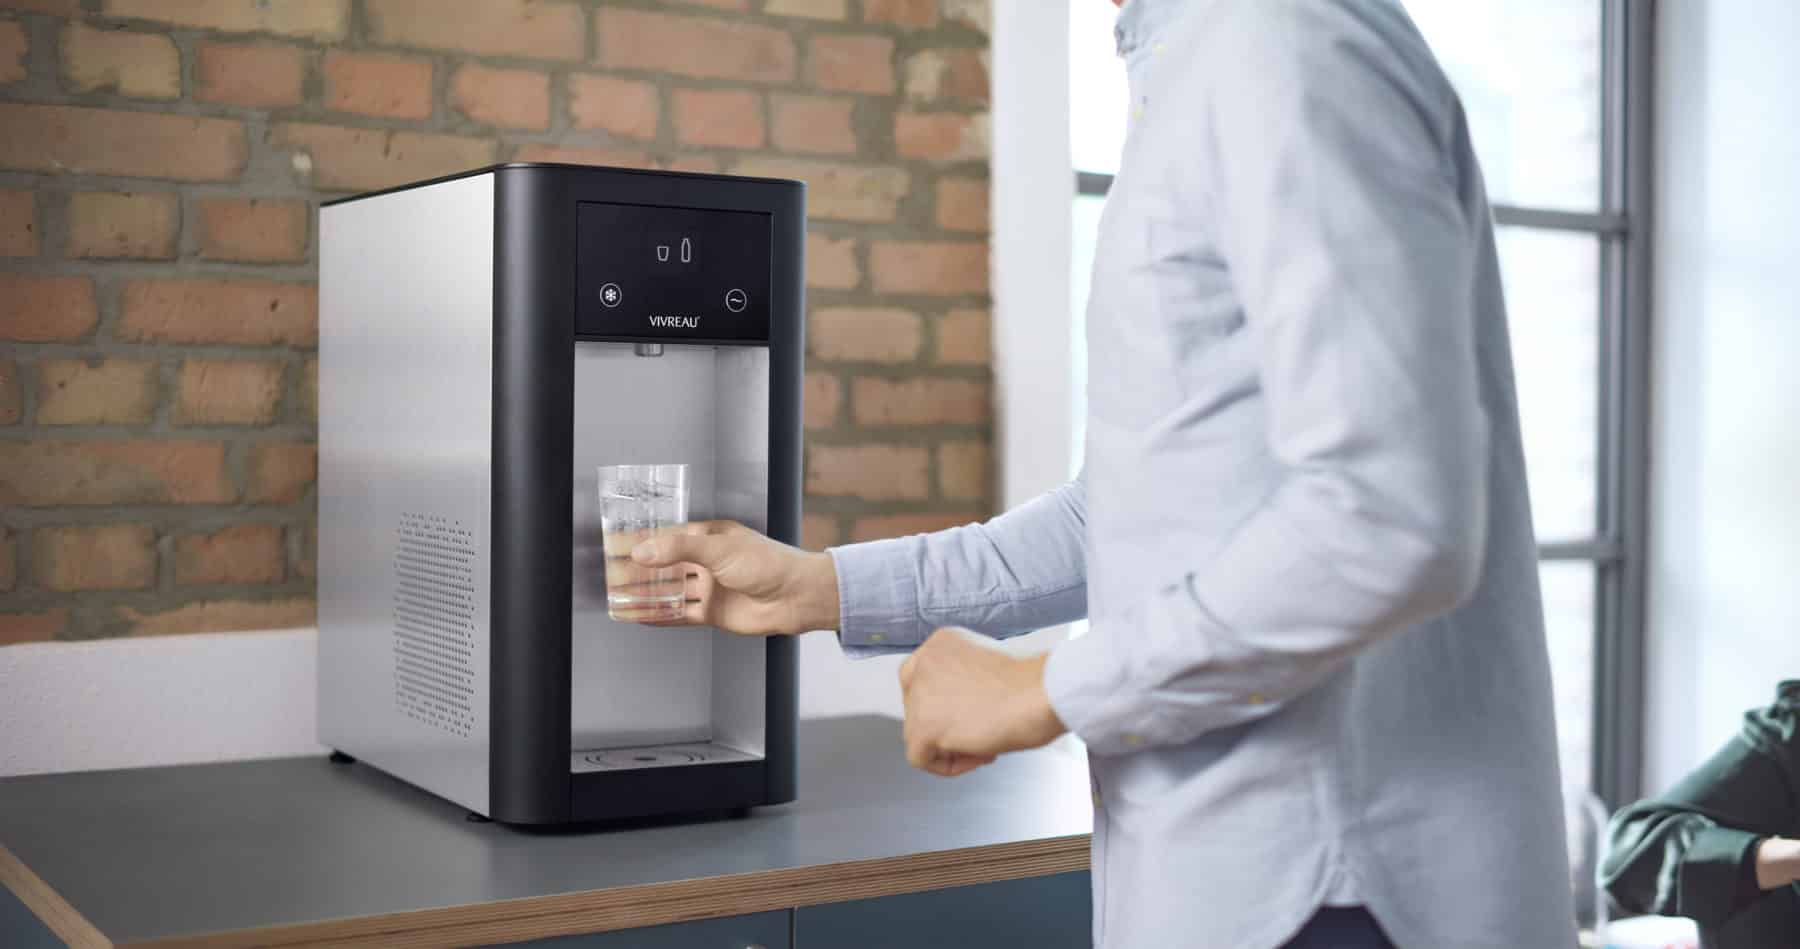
633, 343, 665, 358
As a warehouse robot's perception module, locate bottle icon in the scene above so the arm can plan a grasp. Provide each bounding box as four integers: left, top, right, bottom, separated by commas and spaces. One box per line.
680, 237, 692, 264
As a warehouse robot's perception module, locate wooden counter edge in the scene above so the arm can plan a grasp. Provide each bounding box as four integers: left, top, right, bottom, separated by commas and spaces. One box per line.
1, 842, 113, 948
5, 833, 1091, 949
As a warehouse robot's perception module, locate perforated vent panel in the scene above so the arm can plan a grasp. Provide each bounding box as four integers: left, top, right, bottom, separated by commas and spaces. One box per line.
393, 512, 478, 738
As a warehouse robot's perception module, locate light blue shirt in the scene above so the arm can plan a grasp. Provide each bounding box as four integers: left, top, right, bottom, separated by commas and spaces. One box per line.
829, 0, 1576, 946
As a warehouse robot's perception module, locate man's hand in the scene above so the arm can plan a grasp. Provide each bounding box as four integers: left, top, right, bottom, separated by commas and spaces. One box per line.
628, 520, 840, 635
898, 628, 1068, 777
1756, 836, 1800, 890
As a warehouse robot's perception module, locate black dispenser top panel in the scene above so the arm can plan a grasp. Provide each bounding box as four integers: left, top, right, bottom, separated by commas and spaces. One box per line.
576, 201, 773, 344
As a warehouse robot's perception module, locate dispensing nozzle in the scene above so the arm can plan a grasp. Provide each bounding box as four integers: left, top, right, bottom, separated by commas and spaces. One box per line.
634, 343, 665, 357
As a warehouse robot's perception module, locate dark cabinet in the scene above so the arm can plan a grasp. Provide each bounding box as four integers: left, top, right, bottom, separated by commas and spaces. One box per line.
501, 910, 790, 949
795, 871, 1091, 949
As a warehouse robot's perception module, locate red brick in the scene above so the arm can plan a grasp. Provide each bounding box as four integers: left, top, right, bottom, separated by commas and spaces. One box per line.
673, 88, 765, 149
118, 597, 316, 637
936, 307, 990, 365
938, 440, 989, 500
905, 48, 988, 102
808, 34, 895, 94
850, 512, 976, 543
120, 279, 316, 347
32, 524, 157, 592
0, 440, 234, 505
450, 64, 550, 131
300, 357, 318, 423
597, 9, 796, 84
800, 514, 840, 550
806, 443, 929, 500
196, 42, 306, 108
943, 0, 989, 33
0, 608, 67, 646
324, 51, 432, 120
852, 377, 988, 425
247, 441, 316, 503
865, 0, 937, 28
766, 0, 846, 19
66, 191, 179, 260
176, 524, 284, 586
0, 275, 97, 342
665, 155, 722, 173
0, 189, 38, 256
292, 523, 315, 580
366, 0, 582, 60
807, 233, 860, 289
196, 197, 309, 264
935, 177, 988, 232
37, 359, 159, 426
0, 21, 26, 85
275, 123, 497, 193
804, 371, 840, 430
0, 359, 20, 425
870, 241, 987, 295
4, 0, 80, 13
733, 158, 908, 222
511, 144, 653, 169
103, 0, 348, 39
61, 23, 180, 99
896, 110, 987, 161
0, 526, 14, 591
175, 359, 285, 426
0, 105, 246, 182
772, 95, 857, 155
810, 306, 921, 363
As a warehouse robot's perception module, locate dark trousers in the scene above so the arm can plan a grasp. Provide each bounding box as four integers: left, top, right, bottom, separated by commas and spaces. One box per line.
1281, 906, 1396, 949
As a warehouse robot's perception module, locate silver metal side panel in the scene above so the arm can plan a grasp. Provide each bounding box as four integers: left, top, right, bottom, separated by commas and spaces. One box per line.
317, 173, 493, 815
570, 343, 766, 757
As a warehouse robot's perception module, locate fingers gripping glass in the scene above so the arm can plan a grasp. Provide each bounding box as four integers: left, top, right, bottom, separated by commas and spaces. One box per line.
598, 464, 689, 623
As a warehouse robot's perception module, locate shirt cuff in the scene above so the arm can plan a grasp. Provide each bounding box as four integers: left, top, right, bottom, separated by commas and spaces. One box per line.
828, 537, 926, 657
1043, 625, 1137, 755
1678, 825, 1767, 925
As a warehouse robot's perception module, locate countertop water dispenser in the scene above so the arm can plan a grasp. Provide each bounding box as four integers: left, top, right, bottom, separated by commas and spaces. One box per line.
317, 164, 803, 824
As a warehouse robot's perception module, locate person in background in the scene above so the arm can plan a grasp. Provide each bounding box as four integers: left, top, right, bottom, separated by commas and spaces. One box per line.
633, 0, 1577, 945
1602, 681, 1800, 947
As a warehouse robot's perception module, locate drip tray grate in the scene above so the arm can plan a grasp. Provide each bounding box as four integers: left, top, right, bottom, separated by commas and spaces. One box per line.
571, 742, 761, 774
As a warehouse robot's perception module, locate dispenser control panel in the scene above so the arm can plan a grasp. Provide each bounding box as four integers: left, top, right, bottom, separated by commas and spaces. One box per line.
576, 201, 773, 343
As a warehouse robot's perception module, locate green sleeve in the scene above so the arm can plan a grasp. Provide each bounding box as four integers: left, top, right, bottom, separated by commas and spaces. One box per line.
1600, 683, 1799, 928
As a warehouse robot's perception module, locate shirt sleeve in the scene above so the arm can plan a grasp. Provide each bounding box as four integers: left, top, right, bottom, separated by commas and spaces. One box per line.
1044, 1, 1491, 754
1601, 684, 1800, 927
828, 474, 1088, 658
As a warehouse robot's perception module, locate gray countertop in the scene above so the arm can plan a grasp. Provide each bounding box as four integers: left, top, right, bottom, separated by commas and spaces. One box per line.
0, 715, 1093, 947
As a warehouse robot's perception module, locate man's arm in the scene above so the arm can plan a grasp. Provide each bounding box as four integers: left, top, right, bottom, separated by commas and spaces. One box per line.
1602, 690, 1800, 925
1043, 1, 1490, 754
831, 474, 1089, 657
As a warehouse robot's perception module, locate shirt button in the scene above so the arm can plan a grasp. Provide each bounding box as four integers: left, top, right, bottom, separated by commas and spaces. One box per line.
869, 633, 886, 644
1123, 733, 1145, 748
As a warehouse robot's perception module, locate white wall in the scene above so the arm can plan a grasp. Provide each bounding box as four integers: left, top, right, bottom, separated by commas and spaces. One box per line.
1645, 0, 1800, 794
992, 0, 1074, 510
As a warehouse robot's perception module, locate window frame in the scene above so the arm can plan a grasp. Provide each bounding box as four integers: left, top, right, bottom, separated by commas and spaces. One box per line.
1070, 0, 1655, 807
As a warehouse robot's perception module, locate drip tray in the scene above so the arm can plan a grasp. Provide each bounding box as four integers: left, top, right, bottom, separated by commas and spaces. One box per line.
571, 742, 761, 774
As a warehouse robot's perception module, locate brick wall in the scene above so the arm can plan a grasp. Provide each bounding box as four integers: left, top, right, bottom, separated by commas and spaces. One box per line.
0, 0, 992, 644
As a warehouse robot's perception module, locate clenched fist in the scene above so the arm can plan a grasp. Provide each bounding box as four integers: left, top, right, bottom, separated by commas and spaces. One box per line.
898, 628, 1068, 777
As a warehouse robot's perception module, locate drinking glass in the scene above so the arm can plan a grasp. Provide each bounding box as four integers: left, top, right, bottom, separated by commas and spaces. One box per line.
597, 464, 689, 623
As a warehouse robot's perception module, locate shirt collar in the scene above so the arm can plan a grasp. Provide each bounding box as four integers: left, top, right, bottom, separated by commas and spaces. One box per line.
1113, 0, 1192, 58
